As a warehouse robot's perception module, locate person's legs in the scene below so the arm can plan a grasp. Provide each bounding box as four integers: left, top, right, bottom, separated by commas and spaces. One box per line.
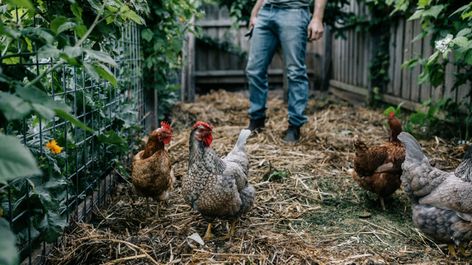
275, 7, 310, 142
246, 6, 279, 130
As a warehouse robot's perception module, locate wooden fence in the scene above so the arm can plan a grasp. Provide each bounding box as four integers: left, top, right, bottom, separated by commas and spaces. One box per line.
330, 0, 471, 110
181, 2, 471, 109
182, 4, 329, 99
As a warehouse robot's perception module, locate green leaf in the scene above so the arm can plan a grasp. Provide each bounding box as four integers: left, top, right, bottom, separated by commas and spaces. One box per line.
423, 5, 445, 18
457, 28, 471, 37
83, 62, 99, 80
0, 134, 42, 182
38, 211, 67, 243
409, 5, 445, 20
452, 36, 470, 48
97, 130, 126, 145
401, 58, 419, 69
71, 3, 83, 20
22, 28, 54, 44
93, 63, 117, 87
62, 46, 82, 58
6, 0, 34, 11
84, 49, 117, 67
54, 109, 93, 132
38, 44, 61, 58
0, 218, 19, 265
409, 112, 427, 124
0, 92, 32, 120
465, 51, 472, 65
384, 106, 396, 116
141, 28, 153, 42
32, 103, 55, 119
15, 85, 51, 104
57, 22, 76, 34
122, 9, 145, 25
74, 24, 87, 38
418, 0, 431, 8
50, 16, 68, 34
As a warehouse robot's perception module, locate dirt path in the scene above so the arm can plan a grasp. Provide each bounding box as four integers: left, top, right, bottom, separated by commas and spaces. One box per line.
48, 90, 469, 264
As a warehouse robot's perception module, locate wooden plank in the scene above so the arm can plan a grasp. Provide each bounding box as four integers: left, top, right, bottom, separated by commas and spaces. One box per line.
332, 33, 337, 81
401, 20, 413, 100
343, 35, 348, 83
196, 19, 245, 27
363, 31, 370, 89
330, 79, 369, 96
393, 19, 404, 97
321, 26, 332, 91
444, 53, 454, 100
387, 22, 396, 95
456, 66, 470, 106
421, 33, 433, 101
329, 79, 422, 112
195, 69, 316, 76
357, 29, 367, 87
410, 20, 422, 102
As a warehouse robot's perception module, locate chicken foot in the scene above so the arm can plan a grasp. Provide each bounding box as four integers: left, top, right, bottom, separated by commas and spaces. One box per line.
448, 244, 457, 257
220, 220, 237, 240
379, 197, 386, 211
203, 223, 213, 241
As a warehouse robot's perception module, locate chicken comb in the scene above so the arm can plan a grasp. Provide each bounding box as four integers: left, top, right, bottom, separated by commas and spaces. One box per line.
192, 121, 213, 130
160, 121, 172, 132
388, 112, 395, 118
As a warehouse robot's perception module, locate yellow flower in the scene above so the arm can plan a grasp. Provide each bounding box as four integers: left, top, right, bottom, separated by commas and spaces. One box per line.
46, 139, 63, 154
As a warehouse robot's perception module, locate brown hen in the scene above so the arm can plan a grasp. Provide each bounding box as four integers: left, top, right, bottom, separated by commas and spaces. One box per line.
132, 121, 174, 216
351, 112, 405, 210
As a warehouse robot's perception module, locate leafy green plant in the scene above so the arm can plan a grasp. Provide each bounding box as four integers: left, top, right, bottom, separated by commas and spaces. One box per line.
0, 219, 18, 265
141, 0, 201, 121
0, 0, 149, 262
390, 1, 472, 90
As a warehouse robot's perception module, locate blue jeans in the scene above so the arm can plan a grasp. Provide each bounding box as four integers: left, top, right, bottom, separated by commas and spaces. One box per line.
246, 4, 311, 127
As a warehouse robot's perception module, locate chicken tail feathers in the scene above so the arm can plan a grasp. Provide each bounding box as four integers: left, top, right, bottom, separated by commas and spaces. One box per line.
235, 129, 251, 152
397, 132, 426, 163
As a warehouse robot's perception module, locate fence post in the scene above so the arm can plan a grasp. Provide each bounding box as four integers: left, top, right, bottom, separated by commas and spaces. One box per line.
181, 16, 196, 102
321, 26, 332, 91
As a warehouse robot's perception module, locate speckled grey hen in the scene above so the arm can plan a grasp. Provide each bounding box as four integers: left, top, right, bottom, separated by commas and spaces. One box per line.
398, 132, 472, 255
182, 121, 255, 240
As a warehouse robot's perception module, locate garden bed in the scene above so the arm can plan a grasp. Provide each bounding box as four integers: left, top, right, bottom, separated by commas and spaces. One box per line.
47, 90, 469, 264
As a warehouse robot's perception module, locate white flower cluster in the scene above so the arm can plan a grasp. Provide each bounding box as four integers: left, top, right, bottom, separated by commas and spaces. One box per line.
434, 34, 453, 53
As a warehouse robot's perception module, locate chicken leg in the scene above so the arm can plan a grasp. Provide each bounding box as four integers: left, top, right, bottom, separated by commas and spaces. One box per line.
221, 220, 237, 240
379, 197, 386, 211
448, 244, 457, 257
203, 223, 213, 241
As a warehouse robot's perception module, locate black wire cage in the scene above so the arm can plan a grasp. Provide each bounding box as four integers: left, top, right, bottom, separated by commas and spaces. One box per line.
0, 13, 145, 265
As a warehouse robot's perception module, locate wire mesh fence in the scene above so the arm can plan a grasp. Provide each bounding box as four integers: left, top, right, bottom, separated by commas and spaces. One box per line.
0, 17, 144, 265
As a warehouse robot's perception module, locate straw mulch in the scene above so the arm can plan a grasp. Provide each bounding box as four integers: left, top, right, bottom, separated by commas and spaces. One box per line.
47, 90, 471, 264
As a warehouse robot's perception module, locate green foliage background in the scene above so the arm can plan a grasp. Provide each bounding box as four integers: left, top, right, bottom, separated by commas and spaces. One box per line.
141, 0, 201, 121
0, 0, 157, 264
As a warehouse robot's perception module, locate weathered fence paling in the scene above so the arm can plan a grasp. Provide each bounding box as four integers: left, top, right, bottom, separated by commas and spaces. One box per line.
330, 0, 471, 109
181, 4, 328, 98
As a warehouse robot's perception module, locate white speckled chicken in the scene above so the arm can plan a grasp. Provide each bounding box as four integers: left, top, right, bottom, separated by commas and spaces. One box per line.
182, 121, 255, 240
398, 132, 472, 255
132, 121, 174, 216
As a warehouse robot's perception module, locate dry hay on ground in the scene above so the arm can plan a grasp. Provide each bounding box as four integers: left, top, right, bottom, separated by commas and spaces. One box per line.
47, 90, 471, 264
